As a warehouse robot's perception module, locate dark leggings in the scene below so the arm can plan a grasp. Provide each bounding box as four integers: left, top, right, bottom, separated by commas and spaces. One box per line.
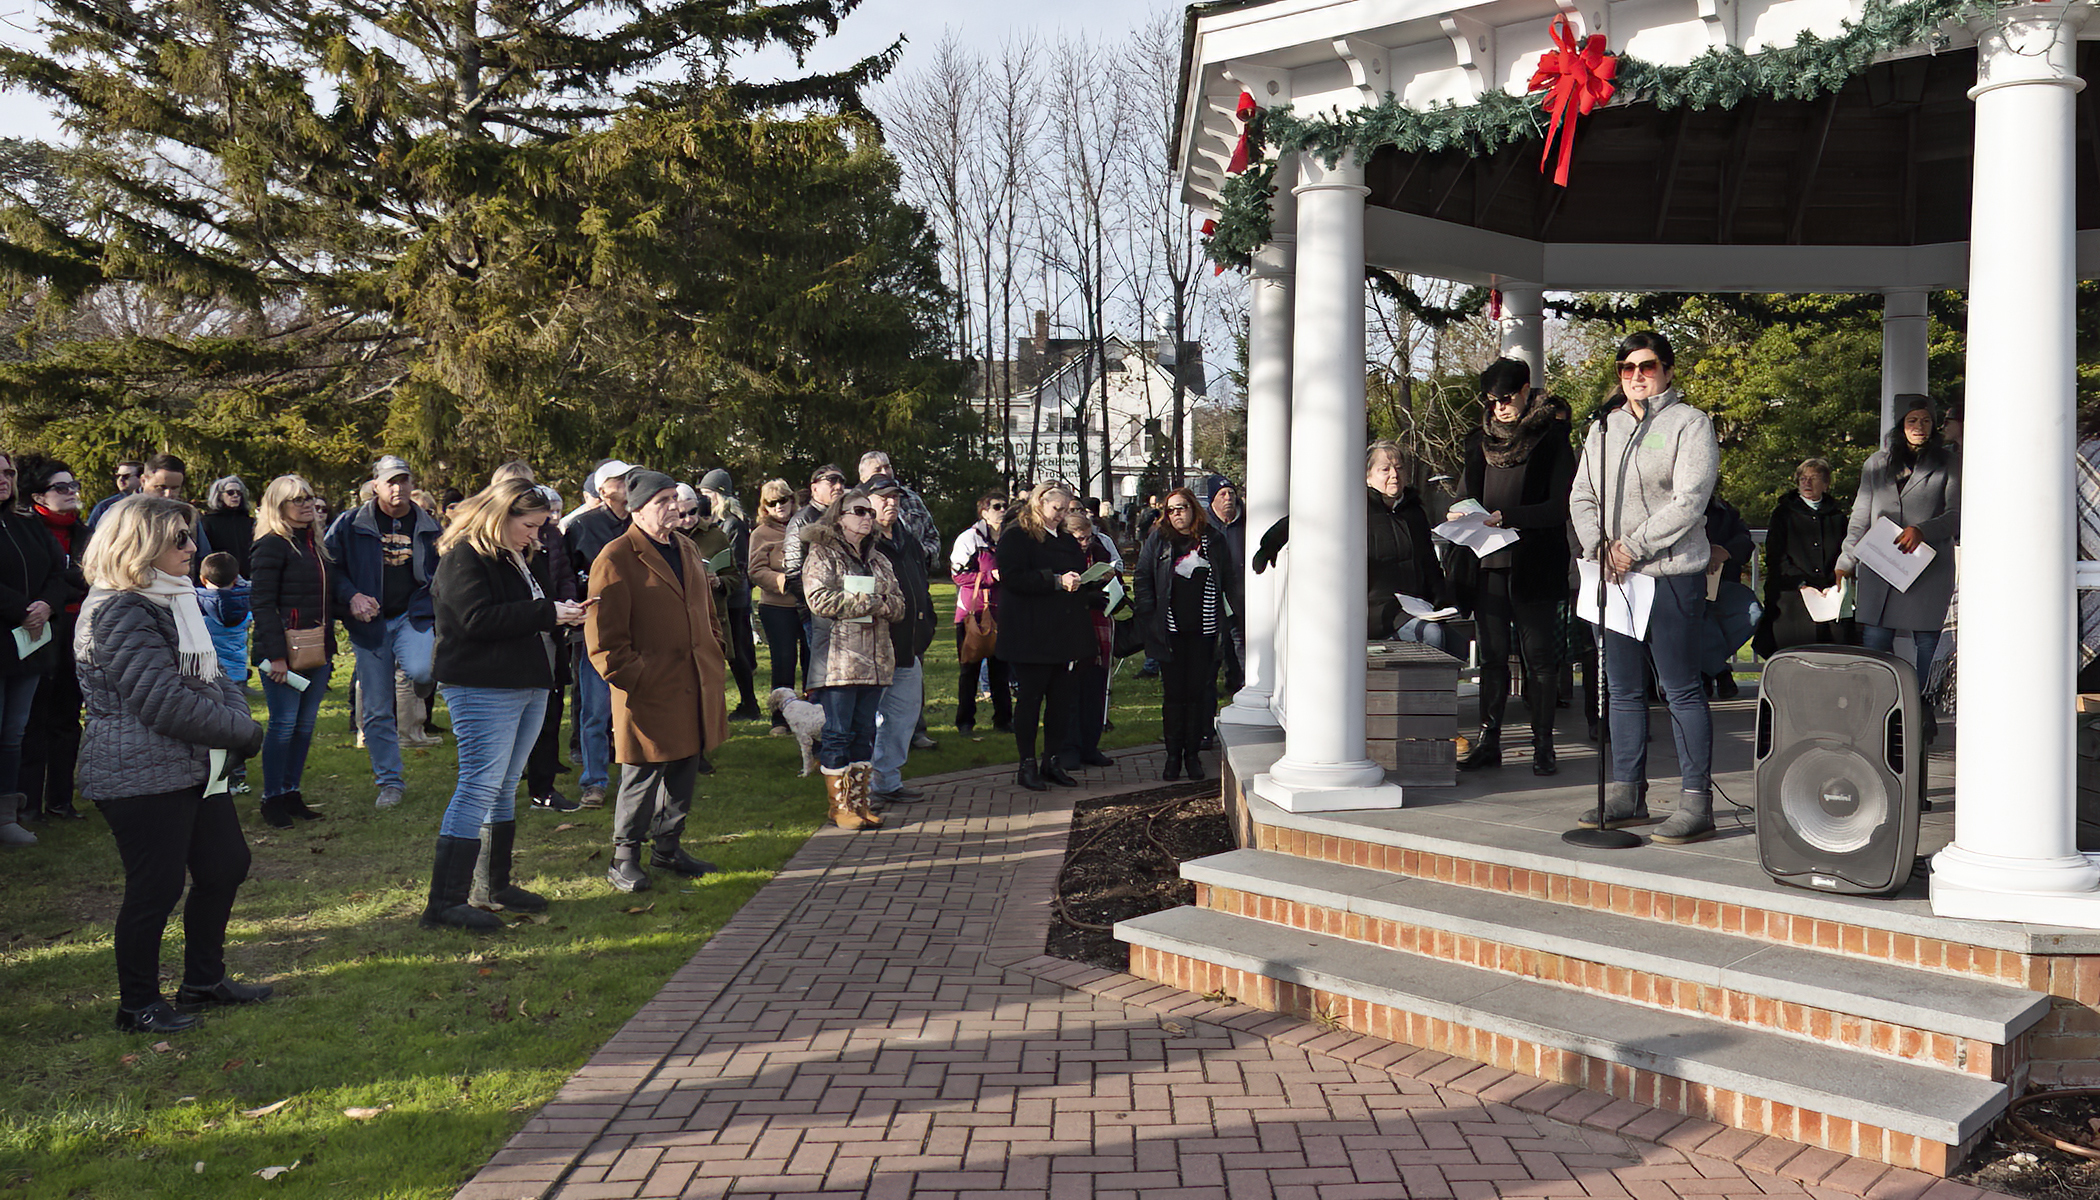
1474, 567, 1562, 736
526, 680, 568, 796
1162, 633, 1217, 756
758, 604, 808, 693
21, 658, 82, 814
955, 626, 1012, 729
95, 787, 252, 1010
1010, 661, 1076, 760
725, 606, 758, 709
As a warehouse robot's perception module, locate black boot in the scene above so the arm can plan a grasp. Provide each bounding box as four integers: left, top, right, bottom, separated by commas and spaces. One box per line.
282, 789, 322, 820
1040, 757, 1078, 787
1160, 702, 1185, 781
1183, 748, 1207, 781
259, 794, 296, 829
471, 821, 548, 913
1016, 758, 1047, 791
1526, 675, 1558, 776
420, 836, 503, 931
1458, 729, 1502, 771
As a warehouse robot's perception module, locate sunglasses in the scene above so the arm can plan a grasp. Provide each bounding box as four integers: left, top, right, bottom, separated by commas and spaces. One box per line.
44, 482, 80, 494
116, 472, 140, 480
174, 531, 194, 549
288, 494, 315, 503
1486, 392, 1524, 404
1166, 505, 1192, 513
680, 508, 701, 519
845, 506, 876, 519
988, 502, 1007, 511
766, 498, 793, 507
1615, 359, 1665, 378
816, 474, 845, 486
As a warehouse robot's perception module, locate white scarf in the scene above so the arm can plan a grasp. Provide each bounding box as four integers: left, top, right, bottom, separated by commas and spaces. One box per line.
128, 569, 222, 682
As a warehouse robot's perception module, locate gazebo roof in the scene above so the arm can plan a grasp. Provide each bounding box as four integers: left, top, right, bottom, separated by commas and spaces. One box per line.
1178, 0, 2100, 290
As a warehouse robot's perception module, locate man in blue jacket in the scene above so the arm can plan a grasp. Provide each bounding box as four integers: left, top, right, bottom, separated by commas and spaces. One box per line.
326, 455, 442, 809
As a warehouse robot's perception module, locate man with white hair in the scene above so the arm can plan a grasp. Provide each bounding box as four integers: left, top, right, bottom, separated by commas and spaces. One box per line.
857, 451, 940, 572
562, 458, 636, 807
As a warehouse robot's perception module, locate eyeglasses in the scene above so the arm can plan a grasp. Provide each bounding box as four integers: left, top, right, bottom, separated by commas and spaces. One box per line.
44, 482, 80, 494
1615, 358, 1665, 378
845, 507, 876, 519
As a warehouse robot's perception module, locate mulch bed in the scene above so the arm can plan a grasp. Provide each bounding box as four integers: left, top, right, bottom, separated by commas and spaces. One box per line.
1044, 782, 1236, 971
1954, 1091, 2100, 1200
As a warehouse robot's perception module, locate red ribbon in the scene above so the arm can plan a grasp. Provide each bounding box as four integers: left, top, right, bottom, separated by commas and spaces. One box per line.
1527, 14, 1616, 188
1226, 90, 1258, 175
1489, 289, 1502, 321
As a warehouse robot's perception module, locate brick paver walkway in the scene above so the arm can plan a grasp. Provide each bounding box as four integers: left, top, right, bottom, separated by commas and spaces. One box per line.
455, 748, 1992, 1200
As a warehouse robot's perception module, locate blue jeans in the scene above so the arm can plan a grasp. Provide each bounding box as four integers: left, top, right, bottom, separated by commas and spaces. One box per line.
1602, 572, 1712, 794
815, 685, 882, 770
1392, 618, 1450, 652
351, 614, 434, 790
436, 685, 547, 839
871, 661, 922, 792
1860, 625, 1944, 692
1701, 582, 1763, 677
260, 664, 331, 798
0, 672, 41, 793
575, 650, 612, 791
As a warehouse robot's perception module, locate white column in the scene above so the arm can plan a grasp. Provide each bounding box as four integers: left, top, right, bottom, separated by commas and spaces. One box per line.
1497, 285, 1546, 384
1252, 152, 1402, 812
1880, 289, 1930, 438
1932, 3, 2100, 924
1222, 163, 1297, 730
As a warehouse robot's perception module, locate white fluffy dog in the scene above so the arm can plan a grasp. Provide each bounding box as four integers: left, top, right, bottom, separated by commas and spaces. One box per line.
769, 687, 829, 776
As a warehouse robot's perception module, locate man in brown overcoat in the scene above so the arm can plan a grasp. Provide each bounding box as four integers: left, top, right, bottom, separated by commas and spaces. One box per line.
587, 468, 732, 893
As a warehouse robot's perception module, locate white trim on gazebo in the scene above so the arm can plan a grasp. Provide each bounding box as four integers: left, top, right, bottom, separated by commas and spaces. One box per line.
1186, 0, 2100, 925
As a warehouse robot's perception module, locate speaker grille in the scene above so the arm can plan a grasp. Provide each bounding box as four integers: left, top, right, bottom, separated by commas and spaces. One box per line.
1778, 745, 1892, 854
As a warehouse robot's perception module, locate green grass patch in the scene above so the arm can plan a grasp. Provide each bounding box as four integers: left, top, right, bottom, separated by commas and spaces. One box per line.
0, 584, 1167, 1198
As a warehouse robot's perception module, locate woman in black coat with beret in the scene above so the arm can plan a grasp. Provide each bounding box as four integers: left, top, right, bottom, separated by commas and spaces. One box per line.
996, 482, 1098, 792
424, 480, 590, 931
249, 475, 335, 828
1453, 361, 1575, 776
1134, 487, 1240, 782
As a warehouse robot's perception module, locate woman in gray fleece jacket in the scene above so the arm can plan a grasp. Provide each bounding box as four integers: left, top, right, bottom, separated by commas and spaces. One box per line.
76, 497, 268, 1036
1567, 331, 1720, 843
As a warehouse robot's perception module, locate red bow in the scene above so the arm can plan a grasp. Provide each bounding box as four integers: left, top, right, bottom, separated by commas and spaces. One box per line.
1226, 90, 1258, 175
1527, 14, 1616, 188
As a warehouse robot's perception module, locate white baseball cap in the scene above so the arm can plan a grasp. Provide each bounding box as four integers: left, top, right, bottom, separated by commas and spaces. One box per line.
589, 460, 636, 493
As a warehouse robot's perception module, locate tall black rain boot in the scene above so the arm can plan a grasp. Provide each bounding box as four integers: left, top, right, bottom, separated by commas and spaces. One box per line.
420, 836, 503, 931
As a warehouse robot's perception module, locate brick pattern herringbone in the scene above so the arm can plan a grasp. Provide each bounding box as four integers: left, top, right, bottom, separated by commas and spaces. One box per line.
455, 747, 2001, 1200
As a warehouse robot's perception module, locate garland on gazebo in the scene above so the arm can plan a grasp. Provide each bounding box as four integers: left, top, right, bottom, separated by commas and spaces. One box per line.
1363, 273, 1972, 331
1203, 0, 1987, 271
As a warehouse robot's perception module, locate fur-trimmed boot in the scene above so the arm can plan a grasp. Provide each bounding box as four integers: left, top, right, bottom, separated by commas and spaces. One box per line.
0, 793, 34, 846
845, 762, 884, 827
825, 766, 874, 830
396, 673, 441, 748
1650, 790, 1716, 845
1578, 781, 1654, 830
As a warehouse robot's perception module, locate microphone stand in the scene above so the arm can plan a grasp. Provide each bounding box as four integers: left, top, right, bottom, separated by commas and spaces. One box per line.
1568, 398, 1640, 850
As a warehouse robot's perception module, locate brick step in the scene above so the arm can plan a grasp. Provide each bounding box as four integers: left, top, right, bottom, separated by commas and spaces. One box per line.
1181, 848, 2050, 1078
1116, 904, 2010, 1174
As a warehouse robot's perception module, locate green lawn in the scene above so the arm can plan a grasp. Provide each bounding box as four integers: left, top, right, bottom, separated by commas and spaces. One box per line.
0, 584, 1168, 1198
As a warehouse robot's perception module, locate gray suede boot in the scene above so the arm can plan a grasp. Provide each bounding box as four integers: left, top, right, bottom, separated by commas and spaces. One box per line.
1650, 790, 1716, 844
0, 793, 37, 846
1577, 782, 1650, 830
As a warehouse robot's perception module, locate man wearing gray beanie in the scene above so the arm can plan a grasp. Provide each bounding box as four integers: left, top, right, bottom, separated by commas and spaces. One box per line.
586, 467, 732, 892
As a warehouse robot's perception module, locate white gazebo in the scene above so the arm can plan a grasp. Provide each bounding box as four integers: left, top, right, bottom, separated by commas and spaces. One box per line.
1188, 0, 2098, 929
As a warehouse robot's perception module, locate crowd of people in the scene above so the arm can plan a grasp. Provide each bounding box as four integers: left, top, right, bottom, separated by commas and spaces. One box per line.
5, 347, 1976, 1032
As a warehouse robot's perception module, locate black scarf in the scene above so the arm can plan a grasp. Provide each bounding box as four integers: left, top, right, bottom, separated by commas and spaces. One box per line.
1480, 390, 1559, 469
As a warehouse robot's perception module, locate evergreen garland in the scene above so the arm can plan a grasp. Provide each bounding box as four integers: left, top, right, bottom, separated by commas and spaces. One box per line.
1203, 0, 1986, 270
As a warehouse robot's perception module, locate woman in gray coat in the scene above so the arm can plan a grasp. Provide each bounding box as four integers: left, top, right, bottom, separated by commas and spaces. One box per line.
76, 497, 268, 1035
1837, 393, 1961, 735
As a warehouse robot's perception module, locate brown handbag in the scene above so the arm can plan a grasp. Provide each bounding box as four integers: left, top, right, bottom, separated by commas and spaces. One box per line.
960, 605, 997, 664
284, 623, 328, 672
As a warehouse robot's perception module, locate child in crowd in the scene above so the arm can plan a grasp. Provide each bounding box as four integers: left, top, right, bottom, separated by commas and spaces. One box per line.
197, 552, 255, 794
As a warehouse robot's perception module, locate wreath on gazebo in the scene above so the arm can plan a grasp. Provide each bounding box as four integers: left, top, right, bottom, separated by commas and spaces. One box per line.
1202, 0, 1990, 271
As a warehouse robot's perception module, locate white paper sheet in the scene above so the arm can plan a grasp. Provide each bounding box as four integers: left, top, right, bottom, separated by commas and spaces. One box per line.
1433, 512, 1522, 558
11, 624, 50, 658
1854, 516, 1937, 594
1575, 560, 1656, 639
1800, 581, 1849, 623
205, 749, 230, 798
1396, 594, 1460, 623
283, 670, 312, 693
843, 574, 875, 623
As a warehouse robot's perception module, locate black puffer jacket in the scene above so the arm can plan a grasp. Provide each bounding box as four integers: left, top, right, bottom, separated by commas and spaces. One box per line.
1366, 486, 1446, 639
75, 591, 263, 800
249, 529, 335, 665
995, 524, 1096, 665
433, 544, 561, 691
0, 509, 71, 677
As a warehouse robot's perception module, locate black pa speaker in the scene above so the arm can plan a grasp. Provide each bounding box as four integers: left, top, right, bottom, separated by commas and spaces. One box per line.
1755, 646, 1924, 896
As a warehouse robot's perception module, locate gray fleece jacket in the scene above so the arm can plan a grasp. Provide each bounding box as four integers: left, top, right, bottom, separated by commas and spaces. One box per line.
1568, 389, 1719, 578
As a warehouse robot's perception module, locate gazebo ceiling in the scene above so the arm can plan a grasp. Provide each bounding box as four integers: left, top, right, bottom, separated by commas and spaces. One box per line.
1360, 47, 2100, 248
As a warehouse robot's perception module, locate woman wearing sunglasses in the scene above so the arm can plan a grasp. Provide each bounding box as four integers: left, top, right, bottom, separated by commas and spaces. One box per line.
1568, 330, 1721, 843
749, 478, 809, 732
948, 491, 1012, 738
0, 450, 70, 848
17, 455, 90, 824
76, 496, 269, 1033
801, 485, 907, 829
248, 475, 334, 827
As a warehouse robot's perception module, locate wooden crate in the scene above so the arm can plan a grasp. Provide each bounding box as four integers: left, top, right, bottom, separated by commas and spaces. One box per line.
1365, 641, 1460, 786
